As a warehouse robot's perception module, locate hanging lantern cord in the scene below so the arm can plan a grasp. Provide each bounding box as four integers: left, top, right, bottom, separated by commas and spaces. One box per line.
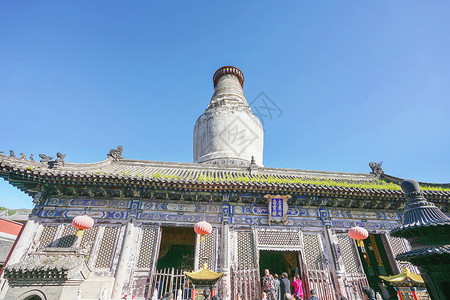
86, 199, 92, 213
203, 201, 206, 221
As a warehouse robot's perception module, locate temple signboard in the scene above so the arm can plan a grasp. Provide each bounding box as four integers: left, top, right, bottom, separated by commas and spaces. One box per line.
264, 194, 291, 225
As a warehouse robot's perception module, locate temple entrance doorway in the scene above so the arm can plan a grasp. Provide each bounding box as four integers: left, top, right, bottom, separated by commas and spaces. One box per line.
356, 234, 396, 299
153, 226, 195, 299
156, 226, 195, 270
259, 250, 301, 279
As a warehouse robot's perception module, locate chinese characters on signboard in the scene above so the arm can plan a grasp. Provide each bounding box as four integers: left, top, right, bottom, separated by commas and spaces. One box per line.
271, 198, 284, 217
265, 194, 291, 225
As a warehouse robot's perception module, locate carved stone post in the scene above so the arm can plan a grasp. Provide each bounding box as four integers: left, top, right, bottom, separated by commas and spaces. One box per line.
0, 215, 38, 297
111, 219, 136, 299
221, 221, 231, 300
323, 225, 348, 299
5, 215, 39, 265
221, 203, 231, 300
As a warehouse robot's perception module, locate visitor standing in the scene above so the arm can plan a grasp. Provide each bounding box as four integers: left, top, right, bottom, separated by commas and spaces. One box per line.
202, 288, 211, 300
292, 274, 303, 300
279, 272, 291, 300
307, 289, 320, 300
262, 269, 276, 300
273, 274, 281, 300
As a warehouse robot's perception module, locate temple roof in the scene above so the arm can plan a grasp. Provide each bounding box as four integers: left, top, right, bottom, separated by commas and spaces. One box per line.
1, 152, 449, 202
395, 245, 450, 262
4, 248, 91, 283
379, 267, 424, 284
184, 263, 225, 284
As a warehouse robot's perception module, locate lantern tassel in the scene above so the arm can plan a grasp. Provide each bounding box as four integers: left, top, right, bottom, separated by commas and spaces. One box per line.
200, 235, 205, 242
76, 229, 84, 237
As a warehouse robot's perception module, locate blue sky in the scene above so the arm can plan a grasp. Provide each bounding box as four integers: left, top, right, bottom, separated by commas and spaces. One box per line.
1, 1, 449, 209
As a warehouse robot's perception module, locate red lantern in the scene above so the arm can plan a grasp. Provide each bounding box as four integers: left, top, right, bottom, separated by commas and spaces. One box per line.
72, 214, 94, 237
348, 226, 369, 240
194, 221, 212, 242
348, 226, 368, 247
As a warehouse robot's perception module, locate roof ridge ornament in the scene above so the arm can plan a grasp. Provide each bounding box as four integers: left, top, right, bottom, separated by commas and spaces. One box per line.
53, 152, 66, 169
248, 155, 258, 175
39, 154, 53, 168
107, 145, 124, 162
369, 161, 384, 178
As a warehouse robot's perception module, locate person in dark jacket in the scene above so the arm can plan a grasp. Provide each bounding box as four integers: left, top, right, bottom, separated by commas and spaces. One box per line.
307, 289, 320, 300
279, 272, 291, 300
274, 274, 281, 300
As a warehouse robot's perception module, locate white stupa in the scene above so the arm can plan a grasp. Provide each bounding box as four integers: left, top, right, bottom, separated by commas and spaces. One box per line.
193, 66, 264, 167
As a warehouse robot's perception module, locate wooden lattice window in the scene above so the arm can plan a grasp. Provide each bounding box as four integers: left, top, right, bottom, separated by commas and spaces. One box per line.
136, 226, 158, 269
303, 233, 324, 270
197, 228, 215, 270
237, 231, 255, 270
38, 225, 58, 247
95, 226, 119, 268
256, 230, 302, 247
386, 235, 420, 274
336, 234, 361, 274
56, 225, 77, 248
80, 226, 99, 262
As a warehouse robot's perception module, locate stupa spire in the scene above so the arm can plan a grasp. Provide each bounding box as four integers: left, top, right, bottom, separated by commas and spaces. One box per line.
208, 66, 248, 109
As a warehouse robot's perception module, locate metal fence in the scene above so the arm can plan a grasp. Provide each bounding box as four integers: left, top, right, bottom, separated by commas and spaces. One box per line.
149, 268, 192, 300
230, 266, 261, 300
344, 272, 370, 300
305, 269, 337, 300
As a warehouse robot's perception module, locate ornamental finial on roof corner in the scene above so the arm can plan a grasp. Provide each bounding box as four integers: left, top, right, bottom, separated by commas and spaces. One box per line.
369, 162, 384, 178
39, 154, 53, 168
248, 155, 258, 176
107, 145, 123, 162
53, 152, 66, 169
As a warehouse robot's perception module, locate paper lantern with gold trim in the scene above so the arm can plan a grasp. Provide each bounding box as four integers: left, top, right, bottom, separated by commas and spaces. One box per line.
194, 221, 212, 242
348, 226, 369, 247
72, 214, 94, 237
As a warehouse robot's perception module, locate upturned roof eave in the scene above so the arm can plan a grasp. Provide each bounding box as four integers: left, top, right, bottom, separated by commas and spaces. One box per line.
395, 246, 450, 261
1, 153, 449, 199
390, 221, 450, 238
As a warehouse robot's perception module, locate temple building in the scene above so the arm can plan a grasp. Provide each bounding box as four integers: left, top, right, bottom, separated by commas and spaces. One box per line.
0, 66, 448, 300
